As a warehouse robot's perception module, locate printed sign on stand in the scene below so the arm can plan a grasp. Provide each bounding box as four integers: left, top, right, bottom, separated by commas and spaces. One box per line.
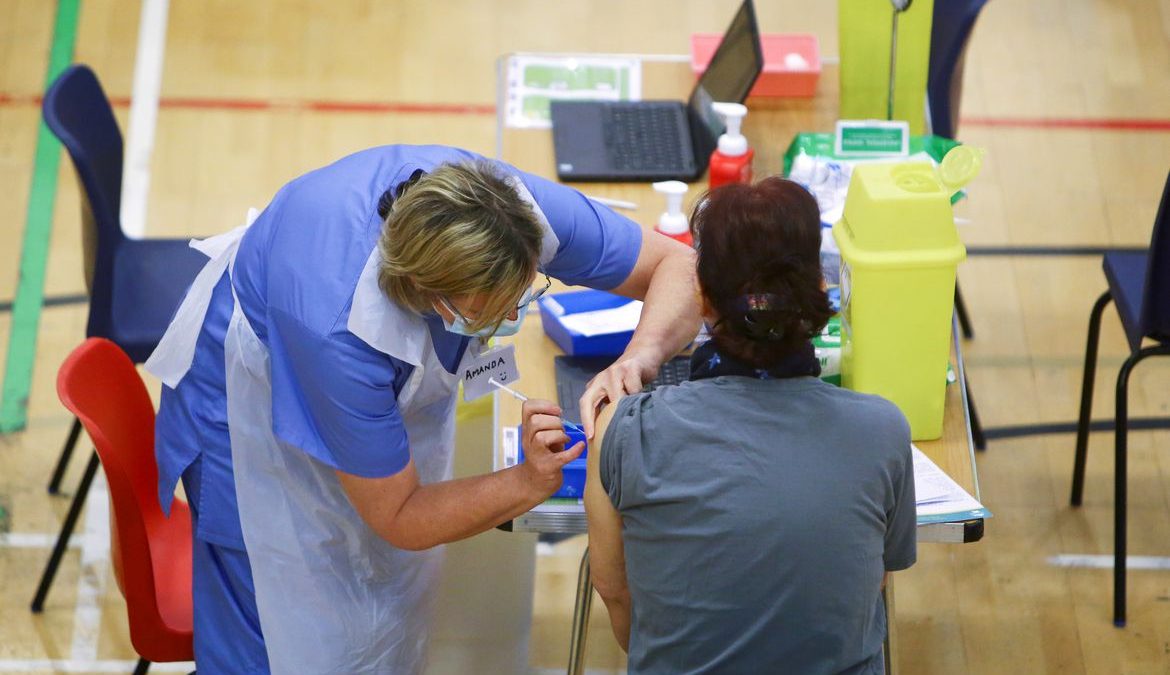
834, 119, 910, 157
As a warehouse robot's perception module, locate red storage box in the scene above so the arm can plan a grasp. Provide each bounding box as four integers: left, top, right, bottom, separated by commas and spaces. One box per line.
691, 33, 821, 98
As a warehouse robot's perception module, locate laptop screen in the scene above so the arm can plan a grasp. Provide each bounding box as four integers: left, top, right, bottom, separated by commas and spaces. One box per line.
687, 0, 764, 155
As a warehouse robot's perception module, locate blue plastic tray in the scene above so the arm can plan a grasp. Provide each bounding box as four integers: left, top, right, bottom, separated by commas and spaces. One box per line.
538, 289, 636, 357
516, 424, 588, 499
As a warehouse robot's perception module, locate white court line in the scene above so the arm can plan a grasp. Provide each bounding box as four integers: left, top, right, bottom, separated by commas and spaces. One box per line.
70, 472, 110, 661
529, 670, 625, 675
0, 533, 80, 548
1048, 554, 1170, 570
0, 661, 193, 673
120, 0, 170, 238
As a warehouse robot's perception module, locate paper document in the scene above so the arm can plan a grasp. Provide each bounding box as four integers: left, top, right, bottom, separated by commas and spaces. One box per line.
504, 55, 642, 128
912, 444, 991, 524
788, 151, 935, 226
558, 300, 643, 337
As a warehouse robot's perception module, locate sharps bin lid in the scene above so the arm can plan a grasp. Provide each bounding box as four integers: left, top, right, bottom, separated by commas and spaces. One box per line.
833, 147, 983, 268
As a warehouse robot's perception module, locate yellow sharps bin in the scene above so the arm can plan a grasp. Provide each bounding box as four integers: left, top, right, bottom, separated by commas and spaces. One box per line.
832, 146, 983, 440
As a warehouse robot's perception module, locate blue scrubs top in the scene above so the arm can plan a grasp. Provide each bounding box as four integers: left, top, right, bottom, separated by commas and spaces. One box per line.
155, 144, 643, 549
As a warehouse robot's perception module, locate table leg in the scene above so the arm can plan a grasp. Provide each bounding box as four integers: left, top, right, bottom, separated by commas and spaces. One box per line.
567, 547, 593, 675
883, 578, 899, 675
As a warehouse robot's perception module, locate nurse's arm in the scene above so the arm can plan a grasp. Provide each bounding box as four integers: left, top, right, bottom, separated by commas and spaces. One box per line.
336, 422, 583, 551
584, 401, 631, 652
580, 234, 699, 438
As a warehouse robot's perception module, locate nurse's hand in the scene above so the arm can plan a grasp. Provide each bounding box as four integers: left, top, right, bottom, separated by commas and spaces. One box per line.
579, 350, 658, 440
520, 399, 586, 499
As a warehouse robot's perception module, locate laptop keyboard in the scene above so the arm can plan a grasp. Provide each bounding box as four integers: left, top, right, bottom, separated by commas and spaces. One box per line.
647, 357, 691, 389
603, 104, 690, 172
555, 355, 692, 425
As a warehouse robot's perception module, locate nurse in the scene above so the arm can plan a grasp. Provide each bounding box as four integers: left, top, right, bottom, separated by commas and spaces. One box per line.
146, 144, 699, 673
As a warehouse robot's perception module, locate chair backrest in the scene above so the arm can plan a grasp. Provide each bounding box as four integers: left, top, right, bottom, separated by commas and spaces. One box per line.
1141, 171, 1170, 342
56, 338, 192, 659
42, 65, 127, 334
927, 0, 989, 140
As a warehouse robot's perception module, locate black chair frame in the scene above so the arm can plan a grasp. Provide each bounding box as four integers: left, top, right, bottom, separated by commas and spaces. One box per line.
1070, 290, 1170, 627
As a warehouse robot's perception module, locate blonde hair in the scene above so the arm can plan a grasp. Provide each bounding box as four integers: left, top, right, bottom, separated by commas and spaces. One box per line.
377, 161, 544, 333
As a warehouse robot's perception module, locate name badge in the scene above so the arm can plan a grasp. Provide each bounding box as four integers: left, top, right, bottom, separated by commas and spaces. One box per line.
462, 344, 520, 401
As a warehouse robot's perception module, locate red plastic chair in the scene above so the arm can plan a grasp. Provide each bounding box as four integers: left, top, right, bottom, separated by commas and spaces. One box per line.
53, 338, 193, 673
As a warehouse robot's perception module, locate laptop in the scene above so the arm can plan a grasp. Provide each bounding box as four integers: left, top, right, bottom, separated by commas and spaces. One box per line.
550, 0, 763, 182
555, 355, 692, 425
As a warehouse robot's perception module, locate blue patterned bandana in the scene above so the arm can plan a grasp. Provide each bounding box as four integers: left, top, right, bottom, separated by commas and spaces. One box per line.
687, 339, 821, 382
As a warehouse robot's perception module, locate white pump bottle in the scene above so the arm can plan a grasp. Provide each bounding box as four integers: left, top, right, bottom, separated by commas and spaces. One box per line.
709, 102, 753, 188
652, 180, 691, 247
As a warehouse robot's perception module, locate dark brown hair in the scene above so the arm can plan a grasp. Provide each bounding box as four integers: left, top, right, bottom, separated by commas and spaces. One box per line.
691, 177, 833, 368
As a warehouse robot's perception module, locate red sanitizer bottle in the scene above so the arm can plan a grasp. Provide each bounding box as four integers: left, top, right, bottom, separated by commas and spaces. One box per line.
708, 102, 753, 189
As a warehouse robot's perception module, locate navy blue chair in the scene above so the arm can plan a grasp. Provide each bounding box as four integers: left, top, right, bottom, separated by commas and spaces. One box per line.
927, 0, 989, 142
928, 0, 989, 448
1070, 170, 1170, 627
928, 0, 988, 342
33, 64, 205, 610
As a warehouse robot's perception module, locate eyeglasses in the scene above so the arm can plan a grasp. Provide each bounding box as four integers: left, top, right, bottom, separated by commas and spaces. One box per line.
520, 274, 553, 310
439, 274, 552, 325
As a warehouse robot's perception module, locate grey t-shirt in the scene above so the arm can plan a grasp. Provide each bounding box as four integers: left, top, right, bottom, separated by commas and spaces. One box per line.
601, 375, 916, 675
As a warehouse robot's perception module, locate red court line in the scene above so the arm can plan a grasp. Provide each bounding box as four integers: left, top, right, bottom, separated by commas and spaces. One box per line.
0, 92, 496, 116
2, 91, 1168, 129
961, 116, 1170, 132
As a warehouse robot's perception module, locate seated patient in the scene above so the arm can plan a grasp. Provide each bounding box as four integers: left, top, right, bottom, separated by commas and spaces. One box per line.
585, 177, 917, 674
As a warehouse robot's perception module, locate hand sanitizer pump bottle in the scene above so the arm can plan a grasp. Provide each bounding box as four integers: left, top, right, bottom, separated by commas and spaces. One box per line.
652, 180, 692, 247
708, 102, 753, 189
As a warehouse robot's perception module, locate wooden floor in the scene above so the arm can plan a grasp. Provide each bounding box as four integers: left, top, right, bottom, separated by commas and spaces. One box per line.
2, 0, 1170, 673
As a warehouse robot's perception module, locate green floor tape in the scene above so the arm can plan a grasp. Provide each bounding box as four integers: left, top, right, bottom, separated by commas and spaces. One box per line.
0, 0, 82, 432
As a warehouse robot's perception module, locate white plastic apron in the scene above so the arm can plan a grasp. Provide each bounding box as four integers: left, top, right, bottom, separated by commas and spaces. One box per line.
148, 212, 473, 674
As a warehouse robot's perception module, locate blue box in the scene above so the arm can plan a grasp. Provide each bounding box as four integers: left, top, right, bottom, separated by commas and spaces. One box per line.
538, 289, 635, 357
516, 424, 588, 499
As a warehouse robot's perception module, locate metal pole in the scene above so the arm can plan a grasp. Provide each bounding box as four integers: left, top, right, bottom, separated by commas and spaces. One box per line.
566, 547, 594, 675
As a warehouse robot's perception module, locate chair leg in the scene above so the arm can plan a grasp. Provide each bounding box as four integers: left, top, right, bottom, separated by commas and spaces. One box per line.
966, 379, 986, 451
1113, 352, 1135, 628
567, 547, 593, 675
955, 283, 974, 339
31, 451, 99, 612
132, 658, 151, 675
48, 417, 83, 494
1111, 344, 1170, 628
1071, 291, 1113, 507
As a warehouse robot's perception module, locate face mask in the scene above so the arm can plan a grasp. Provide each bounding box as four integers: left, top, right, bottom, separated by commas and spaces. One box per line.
440, 302, 530, 338
490, 303, 529, 337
